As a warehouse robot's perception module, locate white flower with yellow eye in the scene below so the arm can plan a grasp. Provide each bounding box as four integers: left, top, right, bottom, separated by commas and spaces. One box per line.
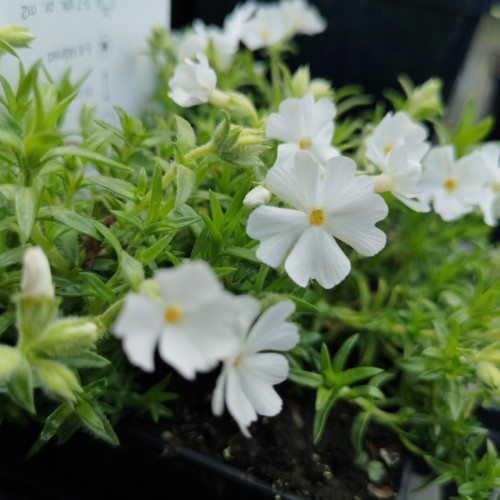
419, 145, 490, 221
266, 94, 339, 165
240, 4, 288, 50
365, 111, 429, 171
372, 145, 430, 212
112, 262, 238, 379
212, 297, 299, 437
247, 151, 388, 289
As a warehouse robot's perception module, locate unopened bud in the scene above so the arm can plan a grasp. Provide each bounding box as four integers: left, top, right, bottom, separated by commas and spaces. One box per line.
243, 185, 272, 208
21, 247, 54, 299
0, 25, 35, 49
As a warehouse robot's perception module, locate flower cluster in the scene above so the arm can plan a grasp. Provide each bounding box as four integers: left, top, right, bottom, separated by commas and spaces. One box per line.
113, 262, 298, 435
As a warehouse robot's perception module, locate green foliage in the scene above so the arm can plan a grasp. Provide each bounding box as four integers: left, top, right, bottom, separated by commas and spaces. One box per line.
0, 18, 497, 500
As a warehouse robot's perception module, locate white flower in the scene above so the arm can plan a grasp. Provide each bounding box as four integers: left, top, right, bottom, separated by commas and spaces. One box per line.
240, 4, 288, 50
211, 297, 299, 437
365, 111, 429, 170
372, 145, 430, 212
247, 151, 388, 288
266, 94, 339, 165
168, 53, 217, 107
243, 185, 272, 208
21, 247, 54, 299
279, 0, 326, 36
419, 145, 490, 221
477, 143, 500, 226
175, 22, 208, 62
223, 1, 257, 41
112, 261, 238, 379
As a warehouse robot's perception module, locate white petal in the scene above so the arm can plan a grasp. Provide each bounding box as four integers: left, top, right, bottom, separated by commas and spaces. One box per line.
226, 365, 257, 437
181, 296, 240, 360
285, 226, 351, 288
266, 150, 322, 211
231, 295, 262, 340
112, 294, 164, 372
245, 301, 298, 354
240, 352, 289, 384
158, 326, 216, 380
247, 206, 308, 268
238, 368, 283, 417
432, 190, 472, 221
393, 192, 430, 212
155, 261, 222, 307
211, 366, 228, 416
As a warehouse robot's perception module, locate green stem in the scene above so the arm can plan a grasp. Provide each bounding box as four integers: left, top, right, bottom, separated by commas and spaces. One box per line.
269, 48, 282, 110
30, 223, 72, 277
129, 167, 176, 216
255, 264, 269, 294
95, 298, 124, 337
183, 141, 215, 163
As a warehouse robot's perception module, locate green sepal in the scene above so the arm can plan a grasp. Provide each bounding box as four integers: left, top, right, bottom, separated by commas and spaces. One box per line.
33, 358, 82, 401
75, 398, 119, 446
7, 355, 35, 414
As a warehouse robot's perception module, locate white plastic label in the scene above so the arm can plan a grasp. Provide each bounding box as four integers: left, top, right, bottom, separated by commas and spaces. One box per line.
0, 1, 170, 130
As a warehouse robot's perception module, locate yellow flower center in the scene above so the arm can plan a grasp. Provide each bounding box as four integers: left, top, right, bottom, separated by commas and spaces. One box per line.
299, 136, 312, 150
260, 29, 269, 41
384, 143, 393, 155
164, 306, 182, 324
232, 359, 241, 367
492, 182, 500, 193
443, 178, 458, 192
309, 209, 325, 226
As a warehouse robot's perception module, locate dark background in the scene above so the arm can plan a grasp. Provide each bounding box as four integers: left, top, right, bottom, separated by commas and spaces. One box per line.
171, 0, 494, 101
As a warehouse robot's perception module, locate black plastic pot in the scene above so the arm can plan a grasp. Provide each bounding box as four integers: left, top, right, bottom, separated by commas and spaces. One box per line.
172, 0, 492, 99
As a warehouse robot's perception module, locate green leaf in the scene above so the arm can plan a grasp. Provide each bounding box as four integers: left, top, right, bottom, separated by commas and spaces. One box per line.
288, 367, 322, 388
41, 146, 130, 172
38, 206, 101, 240
335, 367, 383, 388
75, 399, 119, 445
209, 190, 224, 227
84, 176, 137, 201
281, 294, 319, 313
80, 272, 116, 303
0, 345, 22, 382
15, 185, 37, 244
199, 212, 223, 259
319, 343, 333, 379
24, 132, 62, 167
120, 251, 144, 290
136, 234, 174, 266
175, 164, 196, 208
351, 411, 371, 454
7, 356, 35, 414
332, 334, 359, 373
175, 115, 196, 155
61, 351, 111, 370
146, 164, 163, 224
28, 402, 74, 457
222, 246, 260, 263
0, 246, 24, 268
313, 386, 339, 443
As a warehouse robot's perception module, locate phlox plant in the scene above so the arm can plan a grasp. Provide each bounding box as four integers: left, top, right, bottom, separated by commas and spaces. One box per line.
0, 2, 499, 497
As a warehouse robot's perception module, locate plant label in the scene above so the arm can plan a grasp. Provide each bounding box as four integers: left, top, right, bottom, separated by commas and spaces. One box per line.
0, 0, 170, 130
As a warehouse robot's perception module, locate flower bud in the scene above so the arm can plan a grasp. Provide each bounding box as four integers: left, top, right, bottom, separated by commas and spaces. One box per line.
33, 318, 98, 356
308, 79, 334, 101
34, 358, 82, 401
0, 345, 22, 382
405, 77, 444, 120
21, 247, 54, 299
243, 185, 272, 208
291, 66, 311, 97
478, 361, 500, 389
0, 25, 35, 49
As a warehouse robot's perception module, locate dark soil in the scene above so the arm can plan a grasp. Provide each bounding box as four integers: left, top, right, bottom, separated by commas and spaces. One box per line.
0, 373, 403, 500
155, 374, 404, 500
